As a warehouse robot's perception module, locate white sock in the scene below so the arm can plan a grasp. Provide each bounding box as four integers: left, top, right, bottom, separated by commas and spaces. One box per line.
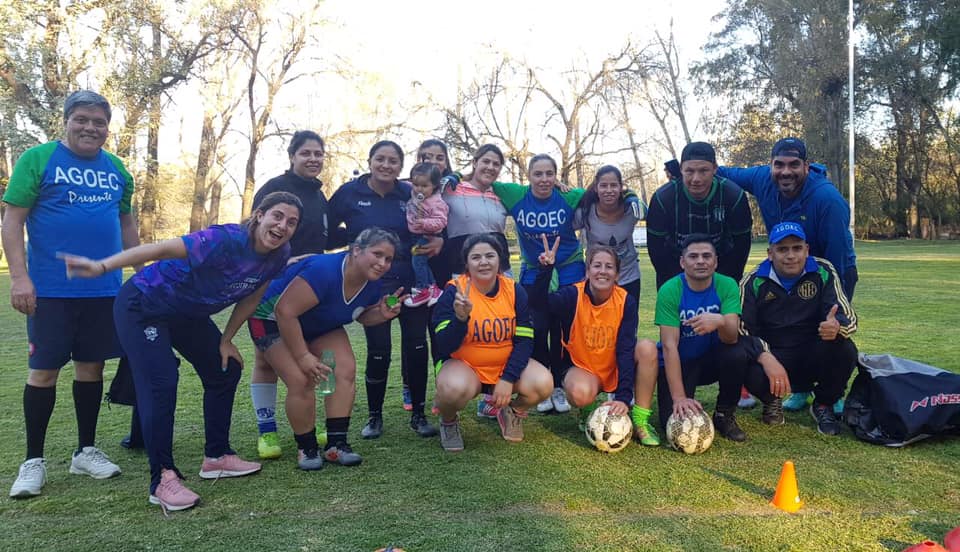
251, 383, 278, 434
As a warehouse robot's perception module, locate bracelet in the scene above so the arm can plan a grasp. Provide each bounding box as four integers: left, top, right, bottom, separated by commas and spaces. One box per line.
100, 262, 108, 275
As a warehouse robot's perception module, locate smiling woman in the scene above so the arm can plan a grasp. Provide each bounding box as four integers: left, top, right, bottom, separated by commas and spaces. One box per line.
431, 234, 552, 451
248, 132, 333, 455
60, 191, 302, 512
251, 131, 330, 257
529, 244, 661, 447
327, 141, 439, 440
246, 227, 404, 471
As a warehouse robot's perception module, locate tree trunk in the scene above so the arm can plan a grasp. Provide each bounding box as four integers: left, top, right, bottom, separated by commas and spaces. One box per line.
207, 150, 225, 226
242, 146, 257, 218
907, 179, 921, 238
190, 112, 216, 231
617, 89, 649, 204
138, 23, 162, 243
207, 177, 223, 226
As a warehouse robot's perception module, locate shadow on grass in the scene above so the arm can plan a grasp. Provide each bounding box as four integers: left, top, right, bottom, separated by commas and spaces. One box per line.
701, 467, 772, 499
532, 409, 597, 452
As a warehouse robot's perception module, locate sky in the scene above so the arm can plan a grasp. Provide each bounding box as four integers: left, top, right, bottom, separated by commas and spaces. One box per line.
165, 0, 727, 211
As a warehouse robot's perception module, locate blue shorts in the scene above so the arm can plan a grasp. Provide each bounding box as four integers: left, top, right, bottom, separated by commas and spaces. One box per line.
27, 297, 122, 370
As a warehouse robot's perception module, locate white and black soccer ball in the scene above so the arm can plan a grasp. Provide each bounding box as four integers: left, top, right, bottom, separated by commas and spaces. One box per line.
584, 405, 633, 453
665, 411, 715, 454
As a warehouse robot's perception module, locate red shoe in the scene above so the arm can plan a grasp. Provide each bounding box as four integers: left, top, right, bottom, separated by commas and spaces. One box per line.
403, 288, 431, 308
427, 285, 443, 307
199, 454, 262, 479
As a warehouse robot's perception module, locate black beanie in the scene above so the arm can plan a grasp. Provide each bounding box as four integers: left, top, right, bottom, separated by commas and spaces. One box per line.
680, 142, 716, 164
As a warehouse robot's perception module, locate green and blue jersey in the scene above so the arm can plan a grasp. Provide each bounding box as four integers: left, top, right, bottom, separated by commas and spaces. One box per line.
3, 142, 134, 297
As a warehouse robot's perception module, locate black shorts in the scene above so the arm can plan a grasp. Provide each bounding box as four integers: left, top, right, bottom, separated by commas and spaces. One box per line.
27, 296, 122, 370
247, 318, 282, 353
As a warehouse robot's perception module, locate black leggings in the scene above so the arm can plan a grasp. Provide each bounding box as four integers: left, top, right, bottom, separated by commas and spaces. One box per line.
656, 342, 747, 430
744, 339, 858, 406
364, 286, 430, 417
525, 284, 565, 388
620, 279, 641, 311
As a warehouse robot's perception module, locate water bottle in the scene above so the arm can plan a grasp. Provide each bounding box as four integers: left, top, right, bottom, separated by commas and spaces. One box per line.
317, 350, 336, 395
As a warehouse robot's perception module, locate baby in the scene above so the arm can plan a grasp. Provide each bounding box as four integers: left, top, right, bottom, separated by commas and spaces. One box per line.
405, 162, 449, 307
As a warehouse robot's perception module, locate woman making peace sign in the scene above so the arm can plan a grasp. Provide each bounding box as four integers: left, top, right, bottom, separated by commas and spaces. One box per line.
532, 235, 661, 446
431, 234, 552, 452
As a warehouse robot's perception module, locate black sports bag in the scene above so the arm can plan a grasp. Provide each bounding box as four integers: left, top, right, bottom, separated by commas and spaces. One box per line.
843, 354, 960, 446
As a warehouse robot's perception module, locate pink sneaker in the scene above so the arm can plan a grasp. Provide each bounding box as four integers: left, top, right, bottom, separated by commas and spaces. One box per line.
404, 287, 431, 308
198, 454, 262, 479
427, 284, 443, 307
149, 469, 200, 511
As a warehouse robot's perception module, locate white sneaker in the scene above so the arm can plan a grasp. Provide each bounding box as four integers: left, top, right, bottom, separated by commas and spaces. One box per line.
536, 395, 555, 413
70, 446, 121, 479
551, 388, 571, 413
10, 458, 46, 498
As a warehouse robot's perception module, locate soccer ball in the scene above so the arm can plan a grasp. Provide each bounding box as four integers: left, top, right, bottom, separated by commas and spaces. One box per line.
584, 405, 633, 453
665, 411, 715, 454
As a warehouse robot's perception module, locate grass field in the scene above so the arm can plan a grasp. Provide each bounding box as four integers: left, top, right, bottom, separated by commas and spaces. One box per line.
0, 240, 958, 551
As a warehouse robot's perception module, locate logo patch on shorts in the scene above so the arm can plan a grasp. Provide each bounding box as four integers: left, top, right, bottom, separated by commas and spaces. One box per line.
28, 342, 35, 357
797, 280, 817, 300
144, 326, 158, 342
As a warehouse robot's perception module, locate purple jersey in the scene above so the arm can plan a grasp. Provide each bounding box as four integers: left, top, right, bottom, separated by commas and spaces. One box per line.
132, 224, 289, 317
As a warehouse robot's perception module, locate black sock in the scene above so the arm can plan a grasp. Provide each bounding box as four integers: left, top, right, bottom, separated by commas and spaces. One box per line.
73, 380, 103, 451
294, 428, 318, 452
364, 351, 390, 418
129, 405, 144, 445
24, 384, 56, 460
325, 417, 350, 448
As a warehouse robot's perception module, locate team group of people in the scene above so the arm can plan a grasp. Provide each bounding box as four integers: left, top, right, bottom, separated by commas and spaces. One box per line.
3, 90, 859, 512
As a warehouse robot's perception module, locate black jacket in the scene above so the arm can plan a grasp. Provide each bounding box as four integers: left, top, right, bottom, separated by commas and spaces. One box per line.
646, 176, 752, 289
253, 170, 328, 256
739, 256, 857, 350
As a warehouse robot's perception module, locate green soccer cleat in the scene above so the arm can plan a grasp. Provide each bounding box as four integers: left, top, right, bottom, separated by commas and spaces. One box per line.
257, 431, 282, 459
630, 406, 661, 446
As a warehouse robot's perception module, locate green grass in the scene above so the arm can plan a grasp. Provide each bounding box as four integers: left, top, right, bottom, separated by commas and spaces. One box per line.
1, 240, 959, 551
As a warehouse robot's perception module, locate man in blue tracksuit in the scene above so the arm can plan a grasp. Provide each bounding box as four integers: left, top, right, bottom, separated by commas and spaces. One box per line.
715, 138, 857, 301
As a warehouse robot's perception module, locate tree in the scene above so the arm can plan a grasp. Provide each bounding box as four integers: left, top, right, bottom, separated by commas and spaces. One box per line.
189, 47, 243, 231
102, 1, 238, 241
232, 0, 322, 217
695, 0, 851, 191
527, 48, 633, 187
860, 0, 960, 237
433, 59, 536, 182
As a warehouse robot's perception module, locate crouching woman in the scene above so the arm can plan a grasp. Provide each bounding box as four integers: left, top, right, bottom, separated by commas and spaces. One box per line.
532, 239, 661, 446
431, 234, 552, 451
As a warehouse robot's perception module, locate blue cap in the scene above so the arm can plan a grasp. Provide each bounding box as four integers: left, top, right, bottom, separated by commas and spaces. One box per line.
769, 222, 806, 244
771, 138, 806, 160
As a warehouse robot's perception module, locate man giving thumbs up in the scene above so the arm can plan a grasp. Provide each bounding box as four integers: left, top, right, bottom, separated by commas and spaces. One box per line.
739, 222, 858, 436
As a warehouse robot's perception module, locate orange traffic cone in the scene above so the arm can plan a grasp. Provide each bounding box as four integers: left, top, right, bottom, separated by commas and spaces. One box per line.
944, 526, 960, 552
770, 460, 803, 513
901, 541, 948, 552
